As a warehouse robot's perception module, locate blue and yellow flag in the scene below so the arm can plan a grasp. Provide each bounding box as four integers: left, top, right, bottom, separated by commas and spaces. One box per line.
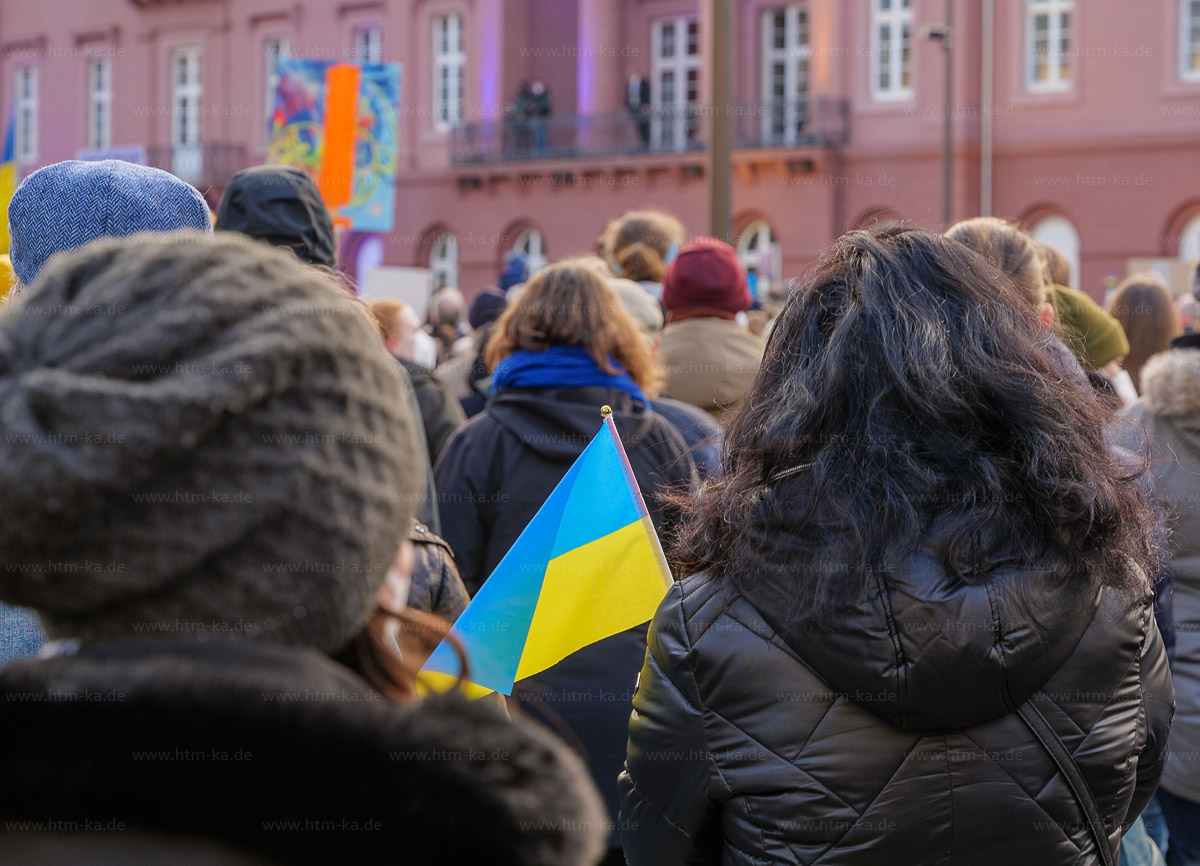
420, 409, 672, 696
0, 106, 15, 254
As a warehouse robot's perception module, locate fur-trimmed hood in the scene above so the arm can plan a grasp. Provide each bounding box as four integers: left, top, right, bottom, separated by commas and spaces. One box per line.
0, 638, 606, 866
1140, 348, 1200, 417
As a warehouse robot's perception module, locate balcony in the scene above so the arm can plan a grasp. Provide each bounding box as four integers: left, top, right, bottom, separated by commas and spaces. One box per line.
146, 143, 248, 191
450, 98, 850, 166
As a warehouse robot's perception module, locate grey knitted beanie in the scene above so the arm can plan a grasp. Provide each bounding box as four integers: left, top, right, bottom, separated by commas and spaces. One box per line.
0, 232, 422, 652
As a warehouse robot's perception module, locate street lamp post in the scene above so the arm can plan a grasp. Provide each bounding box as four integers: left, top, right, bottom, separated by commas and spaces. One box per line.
707, 0, 733, 242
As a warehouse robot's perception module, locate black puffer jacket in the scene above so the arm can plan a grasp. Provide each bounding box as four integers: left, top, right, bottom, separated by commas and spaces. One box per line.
619, 551, 1173, 865
435, 386, 695, 848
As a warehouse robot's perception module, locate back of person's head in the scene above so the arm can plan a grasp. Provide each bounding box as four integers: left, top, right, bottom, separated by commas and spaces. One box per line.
486, 258, 659, 395
1039, 242, 1071, 288
609, 277, 665, 336
468, 287, 508, 330
674, 226, 1155, 624
0, 233, 422, 652
215, 165, 336, 268
1107, 272, 1182, 391
662, 236, 752, 316
7, 159, 212, 292
429, 286, 467, 327
602, 210, 686, 282
499, 250, 528, 291
945, 217, 1045, 311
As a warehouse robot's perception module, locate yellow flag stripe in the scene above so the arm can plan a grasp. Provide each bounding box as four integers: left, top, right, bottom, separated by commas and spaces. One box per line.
514, 515, 670, 681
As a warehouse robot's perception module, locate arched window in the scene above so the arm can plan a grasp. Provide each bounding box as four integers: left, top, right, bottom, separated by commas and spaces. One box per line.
513, 228, 547, 275
1179, 213, 1200, 262
1030, 214, 1080, 290
354, 234, 385, 288
430, 233, 459, 290
737, 221, 776, 297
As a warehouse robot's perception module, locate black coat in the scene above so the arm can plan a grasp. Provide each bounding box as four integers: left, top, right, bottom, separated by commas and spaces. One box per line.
399, 359, 467, 466
620, 553, 1174, 865
434, 386, 696, 847
0, 638, 606, 866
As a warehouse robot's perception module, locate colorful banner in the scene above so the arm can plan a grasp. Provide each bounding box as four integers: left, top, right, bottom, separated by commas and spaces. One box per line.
268, 58, 401, 233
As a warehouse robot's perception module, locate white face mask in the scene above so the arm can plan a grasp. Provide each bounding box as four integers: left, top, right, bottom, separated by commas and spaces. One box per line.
413, 329, 439, 369
1105, 369, 1139, 406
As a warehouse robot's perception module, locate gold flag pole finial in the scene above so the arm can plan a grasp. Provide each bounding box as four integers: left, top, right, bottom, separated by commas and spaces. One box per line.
600, 405, 613, 418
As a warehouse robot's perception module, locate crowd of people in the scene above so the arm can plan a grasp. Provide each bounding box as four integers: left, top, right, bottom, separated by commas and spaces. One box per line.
0, 157, 1195, 866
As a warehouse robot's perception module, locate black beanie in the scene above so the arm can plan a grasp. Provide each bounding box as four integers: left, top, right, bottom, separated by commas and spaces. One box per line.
216, 165, 337, 268
0, 232, 422, 651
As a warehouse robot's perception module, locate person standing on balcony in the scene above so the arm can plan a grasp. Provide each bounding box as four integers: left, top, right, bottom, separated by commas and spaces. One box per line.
508, 81, 535, 157
627, 71, 652, 147
657, 238, 764, 420
531, 79, 552, 156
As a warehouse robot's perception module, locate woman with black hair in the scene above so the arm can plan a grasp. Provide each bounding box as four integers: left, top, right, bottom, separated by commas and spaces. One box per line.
619, 226, 1173, 866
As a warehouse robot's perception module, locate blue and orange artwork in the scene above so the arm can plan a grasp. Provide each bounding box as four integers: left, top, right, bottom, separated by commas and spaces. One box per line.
268, 58, 401, 232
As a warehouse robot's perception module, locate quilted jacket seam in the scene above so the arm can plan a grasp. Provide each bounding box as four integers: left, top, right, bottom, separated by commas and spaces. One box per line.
873, 573, 908, 726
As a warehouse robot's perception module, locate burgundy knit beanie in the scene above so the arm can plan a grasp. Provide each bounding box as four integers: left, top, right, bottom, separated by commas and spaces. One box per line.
662, 237, 752, 315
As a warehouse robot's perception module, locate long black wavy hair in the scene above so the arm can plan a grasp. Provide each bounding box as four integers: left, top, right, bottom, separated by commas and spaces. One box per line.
671, 226, 1157, 623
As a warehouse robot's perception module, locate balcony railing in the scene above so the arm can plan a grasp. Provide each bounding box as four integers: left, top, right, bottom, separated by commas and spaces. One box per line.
146, 143, 248, 190
450, 98, 849, 166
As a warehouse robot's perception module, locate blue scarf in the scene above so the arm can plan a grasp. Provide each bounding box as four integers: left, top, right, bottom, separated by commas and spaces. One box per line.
491, 346, 648, 406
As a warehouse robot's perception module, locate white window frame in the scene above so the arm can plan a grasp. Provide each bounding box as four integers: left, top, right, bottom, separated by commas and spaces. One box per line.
264, 36, 290, 133
430, 233, 459, 290
352, 24, 382, 64
650, 16, 701, 150
870, 0, 913, 101
14, 65, 37, 163
513, 229, 547, 275
1182, 0, 1200, 81
170, 46, 202, 183
433, 14, 465, 131
737, 221, 779, 298
86, 57, 112, 151
1026, 0, 1073, 92
761, 5, 811, 144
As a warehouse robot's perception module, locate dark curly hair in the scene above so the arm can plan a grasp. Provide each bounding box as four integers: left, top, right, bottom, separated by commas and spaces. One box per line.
671, 226, 1158, 626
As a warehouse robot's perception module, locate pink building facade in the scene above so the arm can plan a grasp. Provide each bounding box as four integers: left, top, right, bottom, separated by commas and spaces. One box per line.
3, 0, 1200, 299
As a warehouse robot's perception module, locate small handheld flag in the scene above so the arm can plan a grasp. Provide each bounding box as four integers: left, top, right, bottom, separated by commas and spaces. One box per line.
420, 406, 673, 696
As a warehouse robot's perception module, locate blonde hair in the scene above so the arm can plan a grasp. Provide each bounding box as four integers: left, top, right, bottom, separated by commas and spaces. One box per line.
486, 259, 662, 397
601, 210, 685, 283
945, 217, 1046, 312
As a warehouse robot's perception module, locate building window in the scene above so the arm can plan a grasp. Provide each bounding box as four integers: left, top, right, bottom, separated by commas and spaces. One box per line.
171, 47, 202, 183
871, 0, 913, 100
1183, 0, 1200, 80
1179, 213, 1200, 262
352, 25, 382, 63
761, 5, 810, 144
651, 16, 701, 149
430, 233, 458, 290
86, 58, 112, 151
14, 65, 37, 162
264, 36, 290, 131
1026, 0, 1072, 91
737, 221, 777, 299
1030, 215, 1080, 290
513, 228, 546, 275
433, 14, 465, 130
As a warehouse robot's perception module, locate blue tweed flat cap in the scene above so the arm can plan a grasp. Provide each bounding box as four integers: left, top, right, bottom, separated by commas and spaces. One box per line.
7, 159, 212, 285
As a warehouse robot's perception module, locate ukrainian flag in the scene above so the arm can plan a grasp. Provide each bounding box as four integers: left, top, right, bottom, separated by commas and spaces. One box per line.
0, 106, 15, 254
420, 408, 673, 696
